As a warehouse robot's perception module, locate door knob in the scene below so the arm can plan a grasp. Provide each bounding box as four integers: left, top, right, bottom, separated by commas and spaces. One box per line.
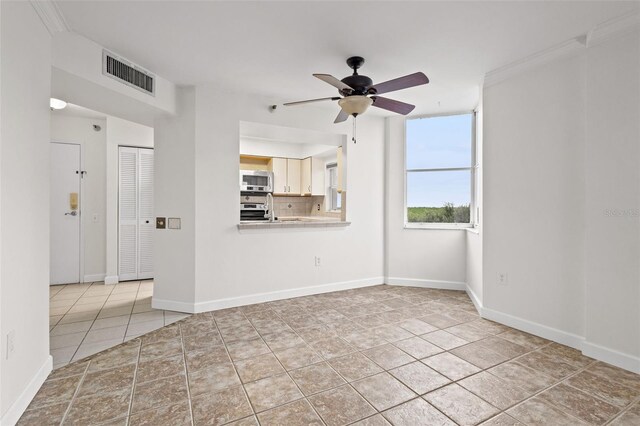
65, 211, 78, 216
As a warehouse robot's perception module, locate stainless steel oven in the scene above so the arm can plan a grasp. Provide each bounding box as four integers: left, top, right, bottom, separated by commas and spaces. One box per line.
240, 170, 273, 193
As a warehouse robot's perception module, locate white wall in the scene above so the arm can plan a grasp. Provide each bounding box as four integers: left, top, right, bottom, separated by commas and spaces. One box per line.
483, 53, 587, 340
152, 87, 385, 310
584, 31, 640, 365
52, 31, 176, 116
384, 116, 468, 288
0, 1, 52, 422
51, 115, 107, 281
153, 87, 196, 306
482, 30, 640, 372
105, 116, 154, 284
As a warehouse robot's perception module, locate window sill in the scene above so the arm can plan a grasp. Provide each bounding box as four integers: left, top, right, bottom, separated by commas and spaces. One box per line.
404, 223, 474, 230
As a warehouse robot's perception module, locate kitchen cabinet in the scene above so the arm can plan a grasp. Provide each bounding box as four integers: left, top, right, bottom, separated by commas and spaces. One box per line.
270, 157, 302, 195
271, 157, 288, 194
311, 157, 324, 196
287, 159, 301, 194
301, 157, 312, 195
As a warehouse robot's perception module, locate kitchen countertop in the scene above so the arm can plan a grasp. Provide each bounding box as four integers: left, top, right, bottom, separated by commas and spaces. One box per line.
238, 216, 350, 230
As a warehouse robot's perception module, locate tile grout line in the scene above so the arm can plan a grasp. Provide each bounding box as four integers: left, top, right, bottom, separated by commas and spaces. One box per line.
177, 320, 196, 426
66, 282, 118, 365
210, 313, 260, 424
124, 338, 143, 424
52, 282, 113, 367
58, 359, 92, 425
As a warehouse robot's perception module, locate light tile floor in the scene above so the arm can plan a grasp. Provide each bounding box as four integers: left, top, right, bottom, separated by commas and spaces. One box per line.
25, 284, 640, 425
49, 281, 189, 368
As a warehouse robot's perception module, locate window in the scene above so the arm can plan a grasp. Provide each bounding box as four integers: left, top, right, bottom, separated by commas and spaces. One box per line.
327, 163, 341, 211
405, 113, 475, 227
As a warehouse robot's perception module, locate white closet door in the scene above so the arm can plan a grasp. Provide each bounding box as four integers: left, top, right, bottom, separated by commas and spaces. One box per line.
119, 147, 154, 281
118, 147, 138, 281
137, 149, 154, 279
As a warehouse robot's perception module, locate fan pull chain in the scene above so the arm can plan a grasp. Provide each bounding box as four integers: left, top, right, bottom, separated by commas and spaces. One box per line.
352, 116, 357, 144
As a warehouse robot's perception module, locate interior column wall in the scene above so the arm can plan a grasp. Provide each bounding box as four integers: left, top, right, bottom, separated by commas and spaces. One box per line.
152, 87, 197, 307
584, 31, 640, 367
483, 53, 587, 343
0, 1, 52, 421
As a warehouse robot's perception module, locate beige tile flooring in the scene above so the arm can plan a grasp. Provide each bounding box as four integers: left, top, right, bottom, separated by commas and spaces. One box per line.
24, 284, 640, 425
49, 281, 189, 368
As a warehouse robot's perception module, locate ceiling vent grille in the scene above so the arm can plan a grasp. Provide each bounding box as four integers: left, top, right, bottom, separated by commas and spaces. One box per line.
102, 50, 155, 96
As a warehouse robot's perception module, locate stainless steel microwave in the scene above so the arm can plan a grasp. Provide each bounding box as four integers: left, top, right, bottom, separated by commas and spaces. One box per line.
240, 170, 274, 193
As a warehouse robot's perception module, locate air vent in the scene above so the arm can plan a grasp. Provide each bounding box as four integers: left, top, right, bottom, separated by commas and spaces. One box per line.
102, 50, 155, 96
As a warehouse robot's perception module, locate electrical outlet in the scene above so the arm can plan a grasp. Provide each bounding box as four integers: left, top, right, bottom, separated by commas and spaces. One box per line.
6, 330, 15, 360
497, 272, 508, 286
315, 256, 321, 267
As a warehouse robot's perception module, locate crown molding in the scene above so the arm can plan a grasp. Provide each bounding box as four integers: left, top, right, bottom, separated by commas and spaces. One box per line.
484, 10, 640, 88
484, 38, 585, 88
30, 0, 70, 35
586, 10, 640, 48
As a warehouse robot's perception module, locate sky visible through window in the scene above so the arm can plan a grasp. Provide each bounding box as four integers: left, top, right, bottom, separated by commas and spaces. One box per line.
406, 114, 472, 208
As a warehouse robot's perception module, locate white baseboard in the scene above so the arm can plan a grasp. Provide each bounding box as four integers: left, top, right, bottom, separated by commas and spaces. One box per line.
385, 277, 466, 291
152, 277, 385, 314
582, 340, 640, 374
480, 306, 585, 351
1, 355, 52, 426
465, 285, 483, 313
83, 273, 105, 283
104, 275, 119, 285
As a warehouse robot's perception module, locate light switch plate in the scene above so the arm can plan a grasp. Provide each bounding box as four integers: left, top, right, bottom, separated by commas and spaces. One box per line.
168, 217, 181, 230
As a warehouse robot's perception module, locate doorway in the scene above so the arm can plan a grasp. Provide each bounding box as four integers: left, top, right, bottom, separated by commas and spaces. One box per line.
50, 142, 82, 285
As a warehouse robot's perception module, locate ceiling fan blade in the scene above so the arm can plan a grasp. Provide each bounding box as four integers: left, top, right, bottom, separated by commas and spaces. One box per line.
334, 109, 349, 124
371, 96, 415, 115
283, 96, 340, 106
313, 74, 354, 92
371, 72, 429, 95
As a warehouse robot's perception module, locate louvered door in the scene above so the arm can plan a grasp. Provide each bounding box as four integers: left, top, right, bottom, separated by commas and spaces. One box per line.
137, 149, 154, 279
118, 147, 154, 281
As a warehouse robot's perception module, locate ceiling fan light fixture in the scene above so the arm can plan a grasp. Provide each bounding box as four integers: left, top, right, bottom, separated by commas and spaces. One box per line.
338, 95, 373, 116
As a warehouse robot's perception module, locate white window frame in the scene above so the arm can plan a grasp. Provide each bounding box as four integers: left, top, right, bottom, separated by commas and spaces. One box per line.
404, 111, 477, 230
326, 163, 341, 212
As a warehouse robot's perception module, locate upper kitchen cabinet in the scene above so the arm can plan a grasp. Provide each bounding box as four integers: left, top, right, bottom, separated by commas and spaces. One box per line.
270, 157, 288, 194
301, 157, 311, 196
270, 157, 302, 195
288, 158, 301, 194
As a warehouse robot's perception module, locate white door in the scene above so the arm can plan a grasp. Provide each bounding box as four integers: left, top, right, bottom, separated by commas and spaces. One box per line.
118, 147, 154, 281
50, 143, 81, 285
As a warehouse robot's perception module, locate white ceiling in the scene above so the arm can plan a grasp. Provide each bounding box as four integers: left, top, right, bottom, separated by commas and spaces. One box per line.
57, 1, 638, 115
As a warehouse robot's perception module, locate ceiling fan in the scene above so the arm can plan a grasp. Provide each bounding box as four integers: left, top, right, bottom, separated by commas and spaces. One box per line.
283, 56, 429, 124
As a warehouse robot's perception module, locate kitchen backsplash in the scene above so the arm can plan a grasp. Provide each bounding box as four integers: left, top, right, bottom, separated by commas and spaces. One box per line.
273, 196, 338, 218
